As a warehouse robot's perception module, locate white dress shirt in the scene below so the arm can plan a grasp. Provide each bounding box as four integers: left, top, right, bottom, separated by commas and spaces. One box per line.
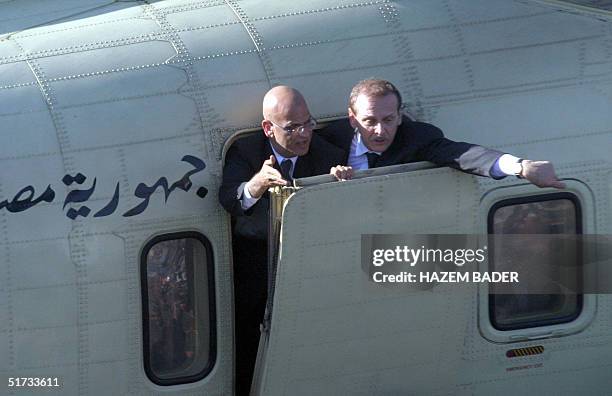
347, 132, 381, 170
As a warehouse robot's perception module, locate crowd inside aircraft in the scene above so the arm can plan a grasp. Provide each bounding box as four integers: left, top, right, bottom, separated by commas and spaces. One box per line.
147, 239, 196, 376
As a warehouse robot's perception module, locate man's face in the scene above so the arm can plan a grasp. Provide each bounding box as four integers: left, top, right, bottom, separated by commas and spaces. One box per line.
349, 93, 402, 153
263, 100, 313, 157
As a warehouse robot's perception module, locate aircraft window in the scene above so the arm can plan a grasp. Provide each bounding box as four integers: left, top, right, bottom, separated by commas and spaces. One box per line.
488, 193, 582, 331
141, 233, 216, 385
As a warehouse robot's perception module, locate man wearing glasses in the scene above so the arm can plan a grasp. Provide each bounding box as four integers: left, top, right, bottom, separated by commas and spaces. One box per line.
219, 84, 344, 240
218, 85, 344, 395
326, 79, 566, 189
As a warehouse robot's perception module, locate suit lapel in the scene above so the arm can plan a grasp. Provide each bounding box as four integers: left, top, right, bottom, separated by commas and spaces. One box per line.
376, 128, 405, 167
261, 139, 284, 174
293, 152, 314, 178
340, 123, 355, 165
255, 138, 279, 198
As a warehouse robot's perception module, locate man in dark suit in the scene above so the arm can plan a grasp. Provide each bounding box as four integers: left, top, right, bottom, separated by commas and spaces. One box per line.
323, 79, 565, 189
218, 86, 344, 395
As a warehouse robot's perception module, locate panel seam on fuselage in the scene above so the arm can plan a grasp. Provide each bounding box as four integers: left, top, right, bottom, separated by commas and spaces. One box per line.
223, 0, 273, 88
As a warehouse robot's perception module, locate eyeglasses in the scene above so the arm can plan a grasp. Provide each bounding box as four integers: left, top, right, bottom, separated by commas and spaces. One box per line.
269, 116, 316, 135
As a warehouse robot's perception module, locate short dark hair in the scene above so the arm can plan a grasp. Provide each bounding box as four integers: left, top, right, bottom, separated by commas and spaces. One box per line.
349, 79, 402, 112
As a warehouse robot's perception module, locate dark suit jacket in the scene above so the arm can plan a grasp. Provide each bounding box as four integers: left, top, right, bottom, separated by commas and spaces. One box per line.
219, 132, 346, 240
318, 116, 505, 177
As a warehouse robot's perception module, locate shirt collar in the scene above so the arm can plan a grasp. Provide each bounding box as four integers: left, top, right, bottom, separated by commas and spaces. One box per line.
352, 130, 381, 156
269, 142, 298, 167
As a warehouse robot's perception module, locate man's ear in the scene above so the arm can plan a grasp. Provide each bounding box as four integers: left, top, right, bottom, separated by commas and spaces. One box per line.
348, 107, 357, 129
397, 111, 402, 126
262, 120, 274, 137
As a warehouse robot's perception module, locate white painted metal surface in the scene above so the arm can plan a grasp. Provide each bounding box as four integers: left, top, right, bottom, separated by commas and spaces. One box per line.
0, 0, 610, 394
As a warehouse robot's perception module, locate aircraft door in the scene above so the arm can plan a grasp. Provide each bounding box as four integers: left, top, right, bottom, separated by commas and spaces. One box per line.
254, 166, 481, 395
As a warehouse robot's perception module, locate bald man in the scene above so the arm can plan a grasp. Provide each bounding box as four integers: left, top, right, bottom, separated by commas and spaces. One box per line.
218, 86, 344, 394
219, 86, 345, 238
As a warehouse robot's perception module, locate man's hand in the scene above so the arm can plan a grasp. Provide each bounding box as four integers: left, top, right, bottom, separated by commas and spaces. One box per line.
246, 155, 288, 198
330, 165, 354, 181
521, 160, 566, 189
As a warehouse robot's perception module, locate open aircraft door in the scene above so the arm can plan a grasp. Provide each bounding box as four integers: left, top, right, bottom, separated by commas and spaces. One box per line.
253, 164, 483, 395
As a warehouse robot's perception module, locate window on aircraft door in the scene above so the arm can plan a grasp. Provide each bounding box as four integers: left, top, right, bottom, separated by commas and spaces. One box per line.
141, 233, 216, 385
488, 193, 582, 330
